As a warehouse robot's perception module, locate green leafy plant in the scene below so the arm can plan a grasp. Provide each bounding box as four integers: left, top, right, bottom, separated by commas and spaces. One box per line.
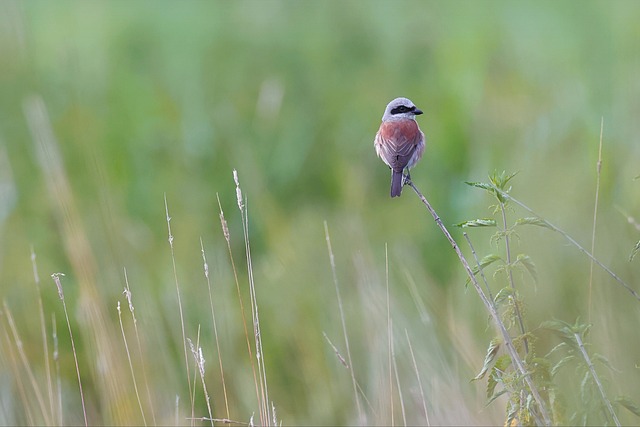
459, 170, 552, 424
458, 170, 640, 426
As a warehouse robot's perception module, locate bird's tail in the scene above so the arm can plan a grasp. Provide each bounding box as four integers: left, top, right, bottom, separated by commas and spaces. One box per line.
390, 169, 403, 197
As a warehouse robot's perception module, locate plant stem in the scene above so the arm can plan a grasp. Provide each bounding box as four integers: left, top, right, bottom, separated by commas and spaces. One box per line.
500, 202, 529, 355
406, 180, 551, 426
574, 333, 620, 427
491, 186, 640, 301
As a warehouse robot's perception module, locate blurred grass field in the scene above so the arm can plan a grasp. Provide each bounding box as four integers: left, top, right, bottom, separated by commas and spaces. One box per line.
1, 1, 640, 425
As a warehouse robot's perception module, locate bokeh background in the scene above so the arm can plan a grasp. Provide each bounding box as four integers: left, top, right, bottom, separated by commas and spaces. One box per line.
1, 1, 640, 425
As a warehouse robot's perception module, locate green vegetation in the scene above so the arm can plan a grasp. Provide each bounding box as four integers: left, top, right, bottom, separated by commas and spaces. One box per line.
1, 1, 639, 425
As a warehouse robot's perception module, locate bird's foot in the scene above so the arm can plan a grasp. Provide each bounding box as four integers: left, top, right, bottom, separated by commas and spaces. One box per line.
402, 172, 412, 186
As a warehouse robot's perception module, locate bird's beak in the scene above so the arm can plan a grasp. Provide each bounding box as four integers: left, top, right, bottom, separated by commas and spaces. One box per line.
414, 109, 423, 115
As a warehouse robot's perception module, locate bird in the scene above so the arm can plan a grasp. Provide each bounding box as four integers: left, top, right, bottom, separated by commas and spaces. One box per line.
374, 97, 425, 197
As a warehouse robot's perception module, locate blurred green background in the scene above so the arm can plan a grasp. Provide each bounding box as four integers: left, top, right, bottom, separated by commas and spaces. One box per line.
1, 0, 640, 425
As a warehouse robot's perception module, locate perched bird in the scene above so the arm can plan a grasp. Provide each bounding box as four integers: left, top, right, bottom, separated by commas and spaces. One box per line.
374, 97, 425, 197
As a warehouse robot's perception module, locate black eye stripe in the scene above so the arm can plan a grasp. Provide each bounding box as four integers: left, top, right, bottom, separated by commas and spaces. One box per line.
390, 105, 415, 115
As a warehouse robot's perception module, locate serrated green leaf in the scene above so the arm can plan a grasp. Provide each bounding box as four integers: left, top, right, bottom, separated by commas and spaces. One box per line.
486, 387, 509, 406
530, 357, 552, 386
472, 337, 502, 381
494, 286, 514, 305
551, 355, 576, 377
495, 353, 512, 372
486, 368, 498, 399
615, 396, 640, 417
541, 319, 577, 338
466, 254, 502, 285
515, 253, 538, 283
455, 218, 497, 228
465, 181, 493, 191
479, 254, 502, 269
465, 181, 503, 200
580, 370, 591, 402
486, 354, 511, 400
545, 341, 568, 359
488, 170, 519, 203
489, 170, 519, 189
592, 353, 619, 373
515, 217, 553, 230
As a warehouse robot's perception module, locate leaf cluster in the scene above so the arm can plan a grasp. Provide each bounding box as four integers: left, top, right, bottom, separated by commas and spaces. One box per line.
542, 319, 640, 425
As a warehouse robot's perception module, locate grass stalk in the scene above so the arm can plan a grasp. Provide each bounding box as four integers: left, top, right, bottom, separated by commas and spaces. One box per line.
233, 170, 271, 425
216, 194, 262, 420
51, 314, 62, 425
322, 332, 376, 416
1, 313, 34, 425
51, 273, 88, 427
324, 221, 364, 423
390, 320, 406, 427
200, 238, 230, 419
164, 194, 193, 422
3, 300, 51, 425
123, 269, 157, 425
187, 417, 249, 425
187, 337, 214, 427
588, 118, 604, 324
189, 328, 201, 424
117, 301, 147, 425
405, 329, 429, 426
30, 247, 55, 424
385, 243, 394, 425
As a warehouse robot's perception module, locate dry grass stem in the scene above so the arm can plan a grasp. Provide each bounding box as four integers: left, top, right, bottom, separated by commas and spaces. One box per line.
51, 273, 88, 427
390, 320, 406, 427
25, 94, 135, 422
189, 328, 202, 425
588, 118, 604, 323
30, 246, 55, 423
405, 329, 430, 426
51, 314, 62, 425
4, 301, 52, 426
187, 337, 214, 426
322, 332, 376, 416
123, 269, 157, 425
324, 221, 364, 423
216, 193, 262, 420
187, 417, 250, 425
233, 170, 272, 425
385, 243, 394, 425
2, 310, 34, 424
117, 301, 147, 425
200, 237, 230, 419
164, 194, 194, 422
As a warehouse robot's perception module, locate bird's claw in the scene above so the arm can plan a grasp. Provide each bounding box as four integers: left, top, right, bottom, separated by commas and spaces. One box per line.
402, 172, 412, 186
